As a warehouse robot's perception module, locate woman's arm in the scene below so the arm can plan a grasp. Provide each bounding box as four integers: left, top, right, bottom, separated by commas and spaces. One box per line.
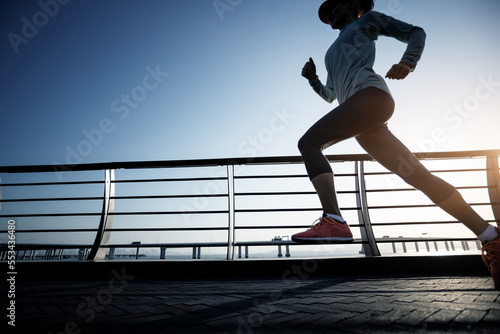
369, 12, 426, 79
400, 26, 426, 70
302, 58, 337, 103
310, 75, 337, 103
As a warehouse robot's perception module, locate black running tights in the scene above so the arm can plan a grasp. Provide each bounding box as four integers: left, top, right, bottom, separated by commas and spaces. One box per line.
298, 87, 456, 204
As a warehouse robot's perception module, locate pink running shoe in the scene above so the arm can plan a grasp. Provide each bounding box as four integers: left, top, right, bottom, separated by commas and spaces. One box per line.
292, 215, 354, 243
481, 230, 500, 290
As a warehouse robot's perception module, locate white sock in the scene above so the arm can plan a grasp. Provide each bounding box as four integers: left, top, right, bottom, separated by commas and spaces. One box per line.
478, 225, 498, 244
325, 213, 345, 223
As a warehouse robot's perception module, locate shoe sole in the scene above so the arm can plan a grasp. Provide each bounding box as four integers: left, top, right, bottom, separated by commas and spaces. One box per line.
291, 236, 354, 244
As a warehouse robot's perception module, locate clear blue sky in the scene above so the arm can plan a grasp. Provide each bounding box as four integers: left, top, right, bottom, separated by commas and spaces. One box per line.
1, 0, 499, 167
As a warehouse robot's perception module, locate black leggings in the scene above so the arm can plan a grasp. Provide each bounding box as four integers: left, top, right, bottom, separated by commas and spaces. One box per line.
298, 87, 455, 204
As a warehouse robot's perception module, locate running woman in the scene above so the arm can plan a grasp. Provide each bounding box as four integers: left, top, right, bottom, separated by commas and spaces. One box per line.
292, 0, 500, 289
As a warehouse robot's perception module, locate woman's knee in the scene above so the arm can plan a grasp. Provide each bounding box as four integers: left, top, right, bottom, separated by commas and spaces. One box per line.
298, 135, 313, 154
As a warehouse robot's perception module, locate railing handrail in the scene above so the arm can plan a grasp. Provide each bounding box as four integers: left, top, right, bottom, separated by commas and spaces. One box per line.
1, 149, 499, 174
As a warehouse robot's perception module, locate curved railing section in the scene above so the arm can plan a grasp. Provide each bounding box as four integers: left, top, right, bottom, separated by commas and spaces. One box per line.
0, 150, 499, 261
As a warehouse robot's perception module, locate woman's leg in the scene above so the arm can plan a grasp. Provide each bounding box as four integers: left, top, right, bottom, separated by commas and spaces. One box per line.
355, 125, 490, 236
311, 173, 340, 216
298, 87, 394, 216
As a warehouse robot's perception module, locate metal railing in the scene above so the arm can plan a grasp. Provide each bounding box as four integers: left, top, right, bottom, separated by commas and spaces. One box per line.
1, 149, 499, 261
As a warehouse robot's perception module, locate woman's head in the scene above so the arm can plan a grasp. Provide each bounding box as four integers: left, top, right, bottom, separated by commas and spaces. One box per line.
318, 0, 374, 25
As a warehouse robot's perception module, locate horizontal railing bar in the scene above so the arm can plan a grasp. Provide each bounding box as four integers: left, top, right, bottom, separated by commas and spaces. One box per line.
363, 168, 488, 176
234, 191, 357, 196
0, 242, 226, 250
0, 194, 228, 203
0, 180, 104, 187
235, 225, 311, 230
1, 150, 497, 174
0, 177, 230, 187
3, 191, 484, 203
235, 173, 354, 179
0, 244, 91, 250
0, 211, 230, 218
0, 212, 232, 218
0, 213, 101, 218
235, 208, 323, 213
2, 186, 487, 203
0, 197, 103, 203
111, 194, 228, 200
365, 186, 489, 193
45, 238, 477, 248
113, 177, 228, 183
1, 188, 485, 203
110, 211, 229, 215
234, 239, 365, 246
375, 237, 478, 243
234, 224, 363, 229
4, 222, 492, 234
235, 174, 306, 179
411, 150, 500, 159
371, 220, 461, 226
371, 219, 498, 226
372, 218, 498, 225
3, 188, 489, 203
367, 202, 494, 210
235, 207, 359, 213
99, 243, 228, 248
0, 229, 98, 233
104, 227, 228, 232
0, 157, 302, 173
0, 237, 479, 251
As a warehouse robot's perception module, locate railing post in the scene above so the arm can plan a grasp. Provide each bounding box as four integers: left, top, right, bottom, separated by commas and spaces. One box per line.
132, 241, 141, 259
486, 154, 500, 227
109, 247, 115, 260
355, 161, 381, 257
226, 165, 236, 260
87, 169, 115, 260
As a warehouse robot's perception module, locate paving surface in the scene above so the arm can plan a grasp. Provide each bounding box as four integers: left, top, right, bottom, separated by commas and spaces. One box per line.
14, 274, 500, 333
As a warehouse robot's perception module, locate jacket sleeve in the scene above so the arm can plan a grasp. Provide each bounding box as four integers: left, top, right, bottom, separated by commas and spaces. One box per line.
309, 75, 337, 103
369, 11, 426, 70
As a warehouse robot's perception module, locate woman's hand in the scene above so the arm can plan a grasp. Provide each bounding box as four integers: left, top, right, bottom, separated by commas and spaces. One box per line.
302, 57, 317, 80
386, 62, 412, 80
